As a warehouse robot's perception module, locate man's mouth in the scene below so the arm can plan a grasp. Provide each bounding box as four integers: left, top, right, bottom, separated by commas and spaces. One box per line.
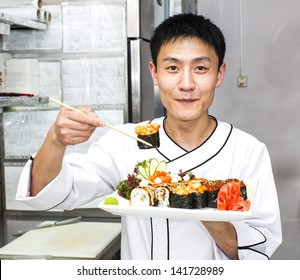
176, 98, 197, 104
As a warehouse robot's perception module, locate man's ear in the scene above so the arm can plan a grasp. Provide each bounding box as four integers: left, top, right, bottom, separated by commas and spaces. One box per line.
216, 62, 226, 88
149, 61, 158, 86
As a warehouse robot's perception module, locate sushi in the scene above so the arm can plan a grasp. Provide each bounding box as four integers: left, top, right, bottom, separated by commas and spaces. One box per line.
154, 187, 170, 207
190, 181, 207, 209
124, 159, 251, 211
130, 187, 155, 206
135, 123, 160, 149
168, 176, 207, 209
170, 192, 194, 209
169, 183, 194, 209
204, 180, 225, 208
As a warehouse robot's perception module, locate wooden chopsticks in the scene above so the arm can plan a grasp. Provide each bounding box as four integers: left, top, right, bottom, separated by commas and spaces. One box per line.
48, 97, 152, 147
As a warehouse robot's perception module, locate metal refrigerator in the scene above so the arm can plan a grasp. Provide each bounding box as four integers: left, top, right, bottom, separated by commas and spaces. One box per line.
126, 0, 165, 123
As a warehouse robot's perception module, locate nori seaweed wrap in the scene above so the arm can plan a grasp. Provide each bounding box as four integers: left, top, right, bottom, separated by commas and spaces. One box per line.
169, 193, 194, 209
232, 179, 248, 200
205, 181, 224, 208
204, 180, 233, 208
206, 190, 219, 208
193, 192, 207, 209
240, 184, 247, 200
137, 131, 160, 149
135, 123, 160, 149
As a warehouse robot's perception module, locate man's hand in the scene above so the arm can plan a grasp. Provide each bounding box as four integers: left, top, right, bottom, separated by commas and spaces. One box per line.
202, 221, 238, 260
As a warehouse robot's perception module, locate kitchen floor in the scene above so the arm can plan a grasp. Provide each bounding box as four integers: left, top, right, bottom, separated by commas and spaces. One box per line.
270, 177, 300, 260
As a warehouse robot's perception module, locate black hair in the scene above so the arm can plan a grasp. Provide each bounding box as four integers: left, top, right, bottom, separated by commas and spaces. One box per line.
150, 13, 226, 68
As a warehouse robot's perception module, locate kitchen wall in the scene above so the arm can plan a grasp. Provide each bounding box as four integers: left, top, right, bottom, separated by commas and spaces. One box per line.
197, 0, 300, 259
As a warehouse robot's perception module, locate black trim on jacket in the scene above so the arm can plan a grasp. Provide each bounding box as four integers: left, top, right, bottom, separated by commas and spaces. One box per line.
237, 226, 269, 259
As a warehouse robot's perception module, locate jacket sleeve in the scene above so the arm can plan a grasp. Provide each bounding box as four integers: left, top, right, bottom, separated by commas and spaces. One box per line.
16, 125, 136, 211
232, 142, 282, 259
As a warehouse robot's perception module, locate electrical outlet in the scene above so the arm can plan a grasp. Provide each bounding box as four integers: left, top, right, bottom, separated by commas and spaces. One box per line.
238, 76, 247, 87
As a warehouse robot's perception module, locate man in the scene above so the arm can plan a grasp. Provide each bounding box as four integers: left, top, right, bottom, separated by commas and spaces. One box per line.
16, 14, 282, 260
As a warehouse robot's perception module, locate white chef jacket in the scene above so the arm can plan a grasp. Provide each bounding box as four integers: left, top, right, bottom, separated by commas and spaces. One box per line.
16, 116, 282, 260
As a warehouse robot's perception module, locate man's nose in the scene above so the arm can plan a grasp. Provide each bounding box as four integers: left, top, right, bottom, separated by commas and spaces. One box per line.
178, 70, 195, 91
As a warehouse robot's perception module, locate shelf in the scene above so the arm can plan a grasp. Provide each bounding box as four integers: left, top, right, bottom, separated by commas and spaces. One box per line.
0, 96, 48, 107
0, 12, 47, 34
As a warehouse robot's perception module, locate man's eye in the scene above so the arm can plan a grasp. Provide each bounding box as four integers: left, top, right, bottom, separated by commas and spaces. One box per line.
167, 66, 177, 71
196, 66, 206, 71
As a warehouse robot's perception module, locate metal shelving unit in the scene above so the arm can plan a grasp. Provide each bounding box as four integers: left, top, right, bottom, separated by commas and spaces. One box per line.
0, 12, 47, 34
0, 12, 48, 216
0, 96, 48, 107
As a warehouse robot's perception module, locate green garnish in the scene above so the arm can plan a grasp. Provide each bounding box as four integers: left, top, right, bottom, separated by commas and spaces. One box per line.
103, 197, 119, 205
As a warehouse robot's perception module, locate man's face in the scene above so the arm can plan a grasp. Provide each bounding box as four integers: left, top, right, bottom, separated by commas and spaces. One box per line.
149, 37, 225, 123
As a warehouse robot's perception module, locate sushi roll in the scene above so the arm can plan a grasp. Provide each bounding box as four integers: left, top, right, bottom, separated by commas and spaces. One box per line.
193, 192, 207, 209
170, 193, 194, 209
135, 123, 160, 149
154, 187, 170, 207
193, 188, 207, 209
169, 183, 194, 209
130, 187, 155, 206
187, 180, 207, 209
205, 180, 224, 208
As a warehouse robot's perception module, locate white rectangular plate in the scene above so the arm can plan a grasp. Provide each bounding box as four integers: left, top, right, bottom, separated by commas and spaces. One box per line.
98, 181, 256, 221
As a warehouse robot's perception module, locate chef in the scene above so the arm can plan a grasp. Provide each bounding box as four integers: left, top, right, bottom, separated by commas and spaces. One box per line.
16, 13, 282, 260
